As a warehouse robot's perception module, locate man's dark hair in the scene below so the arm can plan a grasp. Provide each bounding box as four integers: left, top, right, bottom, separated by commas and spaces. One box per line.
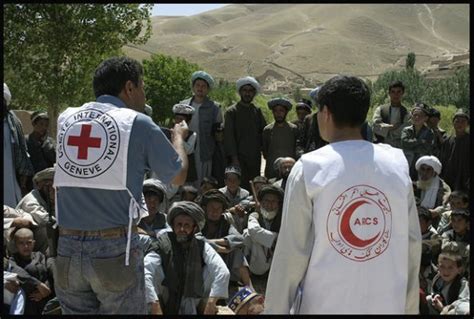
449, 190, 469, 205
316, 75, 370, 128
93, 57, 144, 98
428, 108, 441, 119
388, 80, 405, 93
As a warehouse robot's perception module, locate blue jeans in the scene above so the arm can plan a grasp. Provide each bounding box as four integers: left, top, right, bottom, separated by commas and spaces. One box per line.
54, 233, 145, 314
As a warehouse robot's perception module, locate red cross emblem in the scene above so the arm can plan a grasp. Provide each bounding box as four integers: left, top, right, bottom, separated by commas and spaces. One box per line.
67, 124, 102, 160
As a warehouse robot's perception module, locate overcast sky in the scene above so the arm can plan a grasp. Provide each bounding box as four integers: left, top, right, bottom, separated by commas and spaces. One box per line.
152, 4, 228, 16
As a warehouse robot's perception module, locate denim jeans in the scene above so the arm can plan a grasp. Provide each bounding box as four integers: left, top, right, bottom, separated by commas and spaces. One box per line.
54, 233, 146, 314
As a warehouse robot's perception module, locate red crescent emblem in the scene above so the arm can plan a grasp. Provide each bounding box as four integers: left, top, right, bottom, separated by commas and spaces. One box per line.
340, 200, 380, 248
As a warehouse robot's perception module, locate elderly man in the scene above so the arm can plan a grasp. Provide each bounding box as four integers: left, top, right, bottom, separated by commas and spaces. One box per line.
262, 97, 298, 179
181, 71, 223, 186
224, 76, 267, 191
372, 80, 411, 147
26, 111, 56, 174
273, 157, 296, 191
439, 108, 470, 192
197, 189, 253, 296
16, 167, 57, 257
3, 83, 35, 207
243, 185, 284, 294
413, 156, 451, 212
144, 201, 230, 315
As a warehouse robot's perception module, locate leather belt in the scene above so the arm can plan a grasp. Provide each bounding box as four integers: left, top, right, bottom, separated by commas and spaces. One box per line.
59, 225, 137, 239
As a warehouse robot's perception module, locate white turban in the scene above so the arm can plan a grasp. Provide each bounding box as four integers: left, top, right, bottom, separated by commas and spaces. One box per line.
236, 76, 260, 93
4, 83, 12, 106
415, 155, 442, 175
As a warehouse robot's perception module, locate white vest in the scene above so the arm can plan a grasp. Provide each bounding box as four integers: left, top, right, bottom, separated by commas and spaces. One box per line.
298, 141, 412, 314
54, 102, 145, 265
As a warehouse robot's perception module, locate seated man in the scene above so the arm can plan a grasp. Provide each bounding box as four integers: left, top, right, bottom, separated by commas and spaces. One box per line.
8, 228, 54, 314
243, 185, 284, 294
138, 179, 170, 238
413, 155, 451, 228
15, 167, 57, 256
197, 190, 253, 296
144, 201, 230, 315
272, 157, 296, 191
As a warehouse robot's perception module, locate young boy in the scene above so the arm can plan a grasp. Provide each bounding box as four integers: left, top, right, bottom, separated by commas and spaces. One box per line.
441, 208, 470, 249
8, 228, 53, 314
437, 190, 469, 235
426, 243, 469, 314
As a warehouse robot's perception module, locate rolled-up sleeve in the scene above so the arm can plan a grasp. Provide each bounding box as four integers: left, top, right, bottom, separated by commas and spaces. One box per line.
264, 160, 314, 314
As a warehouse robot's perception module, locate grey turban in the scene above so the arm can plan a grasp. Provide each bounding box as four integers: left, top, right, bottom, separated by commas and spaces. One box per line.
191, 71, 215, 89
268, 97, 293, 111
33, 167, 55, 184
236, 76, 260, 93
167, 201, 206, 231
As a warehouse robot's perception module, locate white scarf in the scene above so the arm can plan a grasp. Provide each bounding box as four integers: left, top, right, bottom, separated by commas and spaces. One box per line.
419, 176, 440, 209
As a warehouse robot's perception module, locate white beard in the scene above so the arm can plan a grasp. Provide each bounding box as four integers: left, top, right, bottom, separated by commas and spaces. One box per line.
260, 207, 278, 220
416, 178, 433, 190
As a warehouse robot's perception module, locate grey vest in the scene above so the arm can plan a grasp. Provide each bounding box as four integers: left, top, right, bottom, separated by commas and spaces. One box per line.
181, 97, 221, 162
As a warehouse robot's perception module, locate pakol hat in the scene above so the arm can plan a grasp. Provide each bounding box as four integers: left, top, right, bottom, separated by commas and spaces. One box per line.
4, 83, 12, 106
227, 287, 262, 314
295, 100, 312, 113
192, 71, 214, 89
143, 178, 166, 202
167, 201, 206, 231
413, 102, 430, 116
200, 189, 230, 209
236, 76, 260, 93
33, 167, 55, 184
257, 184, 284, 203
267, 97, 292, 111
172, 103, 195, 115
415, 155, 442, 175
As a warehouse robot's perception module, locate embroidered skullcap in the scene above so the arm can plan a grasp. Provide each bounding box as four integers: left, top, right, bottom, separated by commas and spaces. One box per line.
225, 166, 241, 177
144, 104, 153, 117
267, 97, 292, 111
33, 167, 55, 184
4, 83, 12, 106
191, 71, 214, 89
415, 155, 442, 175
172, 103, 195, 115
167, 201, 206, 231
227, 287, 261, 314
31, 111, 49, 124
451, 208, 469, 217
413, 102, 430, 116
200, 189, 230, 209
236, 76, 260, 93
453, 108, 469, 121
309, 86, 321, 102
143, 178, 166, 202
257, 184, 284, 202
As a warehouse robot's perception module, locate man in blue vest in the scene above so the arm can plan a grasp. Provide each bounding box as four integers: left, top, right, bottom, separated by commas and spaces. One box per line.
54, 57, 188, 314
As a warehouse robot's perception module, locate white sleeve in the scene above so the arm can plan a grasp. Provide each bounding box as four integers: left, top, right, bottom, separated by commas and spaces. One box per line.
203, 242, 230, 299
183, 132, 197, 155
264, 160, 314, 314
246, 212, 278, 248
144, 251, 164, 304
405, 186, 422, 314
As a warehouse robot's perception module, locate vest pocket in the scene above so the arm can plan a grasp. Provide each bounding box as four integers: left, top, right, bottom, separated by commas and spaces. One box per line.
55, 255, 71, 290
91, 252, 138, 292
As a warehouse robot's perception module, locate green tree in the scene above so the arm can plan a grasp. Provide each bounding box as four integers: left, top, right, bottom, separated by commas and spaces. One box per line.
143, 54, 200, 125
406, 52, 416, 70
3, 4, 152, 135
208, 79, 238, 110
